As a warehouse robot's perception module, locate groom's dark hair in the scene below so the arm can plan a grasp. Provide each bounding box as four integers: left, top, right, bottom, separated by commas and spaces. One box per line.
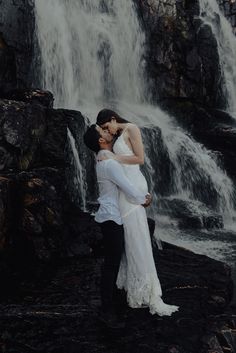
83, 124, 100, 153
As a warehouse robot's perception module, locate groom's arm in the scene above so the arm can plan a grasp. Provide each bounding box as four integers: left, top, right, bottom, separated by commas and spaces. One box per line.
105, 159, 147, 205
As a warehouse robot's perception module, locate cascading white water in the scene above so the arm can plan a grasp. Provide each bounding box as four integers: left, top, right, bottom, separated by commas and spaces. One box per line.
35, 0, 236, 228
35, 0, 146, 109
67, 128, 87, 210
162, 125, 235, 222
199, 0, 236, 114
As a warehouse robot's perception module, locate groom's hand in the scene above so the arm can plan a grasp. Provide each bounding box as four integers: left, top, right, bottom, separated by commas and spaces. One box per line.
142, 193, 152, 208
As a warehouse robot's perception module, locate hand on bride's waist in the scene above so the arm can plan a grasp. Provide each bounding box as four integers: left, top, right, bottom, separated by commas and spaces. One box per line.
142, 193, 152, 208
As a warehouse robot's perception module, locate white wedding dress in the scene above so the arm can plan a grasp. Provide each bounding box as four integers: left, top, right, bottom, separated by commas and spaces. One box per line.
114, 127, 179, 316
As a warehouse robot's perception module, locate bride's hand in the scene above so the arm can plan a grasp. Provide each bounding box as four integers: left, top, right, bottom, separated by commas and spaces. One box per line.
97, 152, 116, 162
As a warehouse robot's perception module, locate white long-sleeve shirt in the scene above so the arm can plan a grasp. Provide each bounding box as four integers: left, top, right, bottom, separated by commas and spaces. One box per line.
95, 150, 146, 225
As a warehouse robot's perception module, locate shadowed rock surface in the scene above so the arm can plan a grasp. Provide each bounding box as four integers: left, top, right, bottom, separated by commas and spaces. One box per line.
0, 230, 235, 353
0, 88, 234, 353
0, 0, 35, 90
137, 0, 225, 108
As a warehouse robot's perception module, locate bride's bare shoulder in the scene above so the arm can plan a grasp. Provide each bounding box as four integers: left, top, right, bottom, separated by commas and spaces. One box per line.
127, 123, 140, 132
126, 123, 141, 137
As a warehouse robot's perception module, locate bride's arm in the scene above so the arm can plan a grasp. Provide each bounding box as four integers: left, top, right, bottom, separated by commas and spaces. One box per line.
114, 124, 144, 165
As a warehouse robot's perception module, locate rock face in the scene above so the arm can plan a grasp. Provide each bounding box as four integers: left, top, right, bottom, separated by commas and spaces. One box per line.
137, 0, 225, 108
0, 89, 97, 283
218, 0, 236, 31
0, 98, 46, 171
0, 35, 17, 94
0, 0, 35, 91
138, 0, 176, 18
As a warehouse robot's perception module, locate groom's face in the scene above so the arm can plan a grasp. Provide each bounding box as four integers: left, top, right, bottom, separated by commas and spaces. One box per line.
96, 126, 114, 143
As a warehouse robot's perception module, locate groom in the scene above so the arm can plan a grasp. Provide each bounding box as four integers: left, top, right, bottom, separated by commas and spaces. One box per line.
84, 124, 151, 328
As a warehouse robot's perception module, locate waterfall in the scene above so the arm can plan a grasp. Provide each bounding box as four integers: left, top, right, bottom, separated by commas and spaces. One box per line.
199, 0, 236, 114
35, 0, 146, 109
34, 0, 236, 229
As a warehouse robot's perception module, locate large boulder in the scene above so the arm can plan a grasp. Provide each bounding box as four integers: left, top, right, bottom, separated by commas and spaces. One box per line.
0, 88, 100, 294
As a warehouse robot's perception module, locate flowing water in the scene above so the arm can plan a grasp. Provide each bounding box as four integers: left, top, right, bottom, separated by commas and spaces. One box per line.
34, 0, 236, 265
199, 0, 236, 114
35, 0, 146, 108
67, 128, 87, 210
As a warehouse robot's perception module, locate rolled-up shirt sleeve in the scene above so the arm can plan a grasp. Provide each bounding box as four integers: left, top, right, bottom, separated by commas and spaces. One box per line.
105, 160, 146, 204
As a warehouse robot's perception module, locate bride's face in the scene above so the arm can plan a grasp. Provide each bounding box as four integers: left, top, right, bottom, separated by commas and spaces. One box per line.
101, 118, 118, 135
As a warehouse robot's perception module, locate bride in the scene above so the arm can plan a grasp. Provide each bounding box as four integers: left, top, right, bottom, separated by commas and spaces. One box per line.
96, 109, 179, 316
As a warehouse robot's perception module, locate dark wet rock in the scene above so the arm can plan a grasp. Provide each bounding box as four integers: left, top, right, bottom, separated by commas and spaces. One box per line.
0, 169, 66, 269
141, 126, 175, 197
154, 241, 233, 309
0, 90, 97, 281
41, 108, 73, 168
0, 234, 234, 353
0, 95, 93, 176
0, 98, 46, 171
0, 34, 17, 95
0, 176, 12, 251
3, 89, 54, 108
159, 198, 224, 229
0, 97, 93, 282
16, 170, 65, 260
0, 0, 35, 89
137, 0, 225, 108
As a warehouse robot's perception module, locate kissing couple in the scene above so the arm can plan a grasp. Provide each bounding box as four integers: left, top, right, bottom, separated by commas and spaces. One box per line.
84, 109, 179, 327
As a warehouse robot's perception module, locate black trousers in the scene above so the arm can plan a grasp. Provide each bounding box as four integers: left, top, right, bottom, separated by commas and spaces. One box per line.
99, 221, 124, 313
